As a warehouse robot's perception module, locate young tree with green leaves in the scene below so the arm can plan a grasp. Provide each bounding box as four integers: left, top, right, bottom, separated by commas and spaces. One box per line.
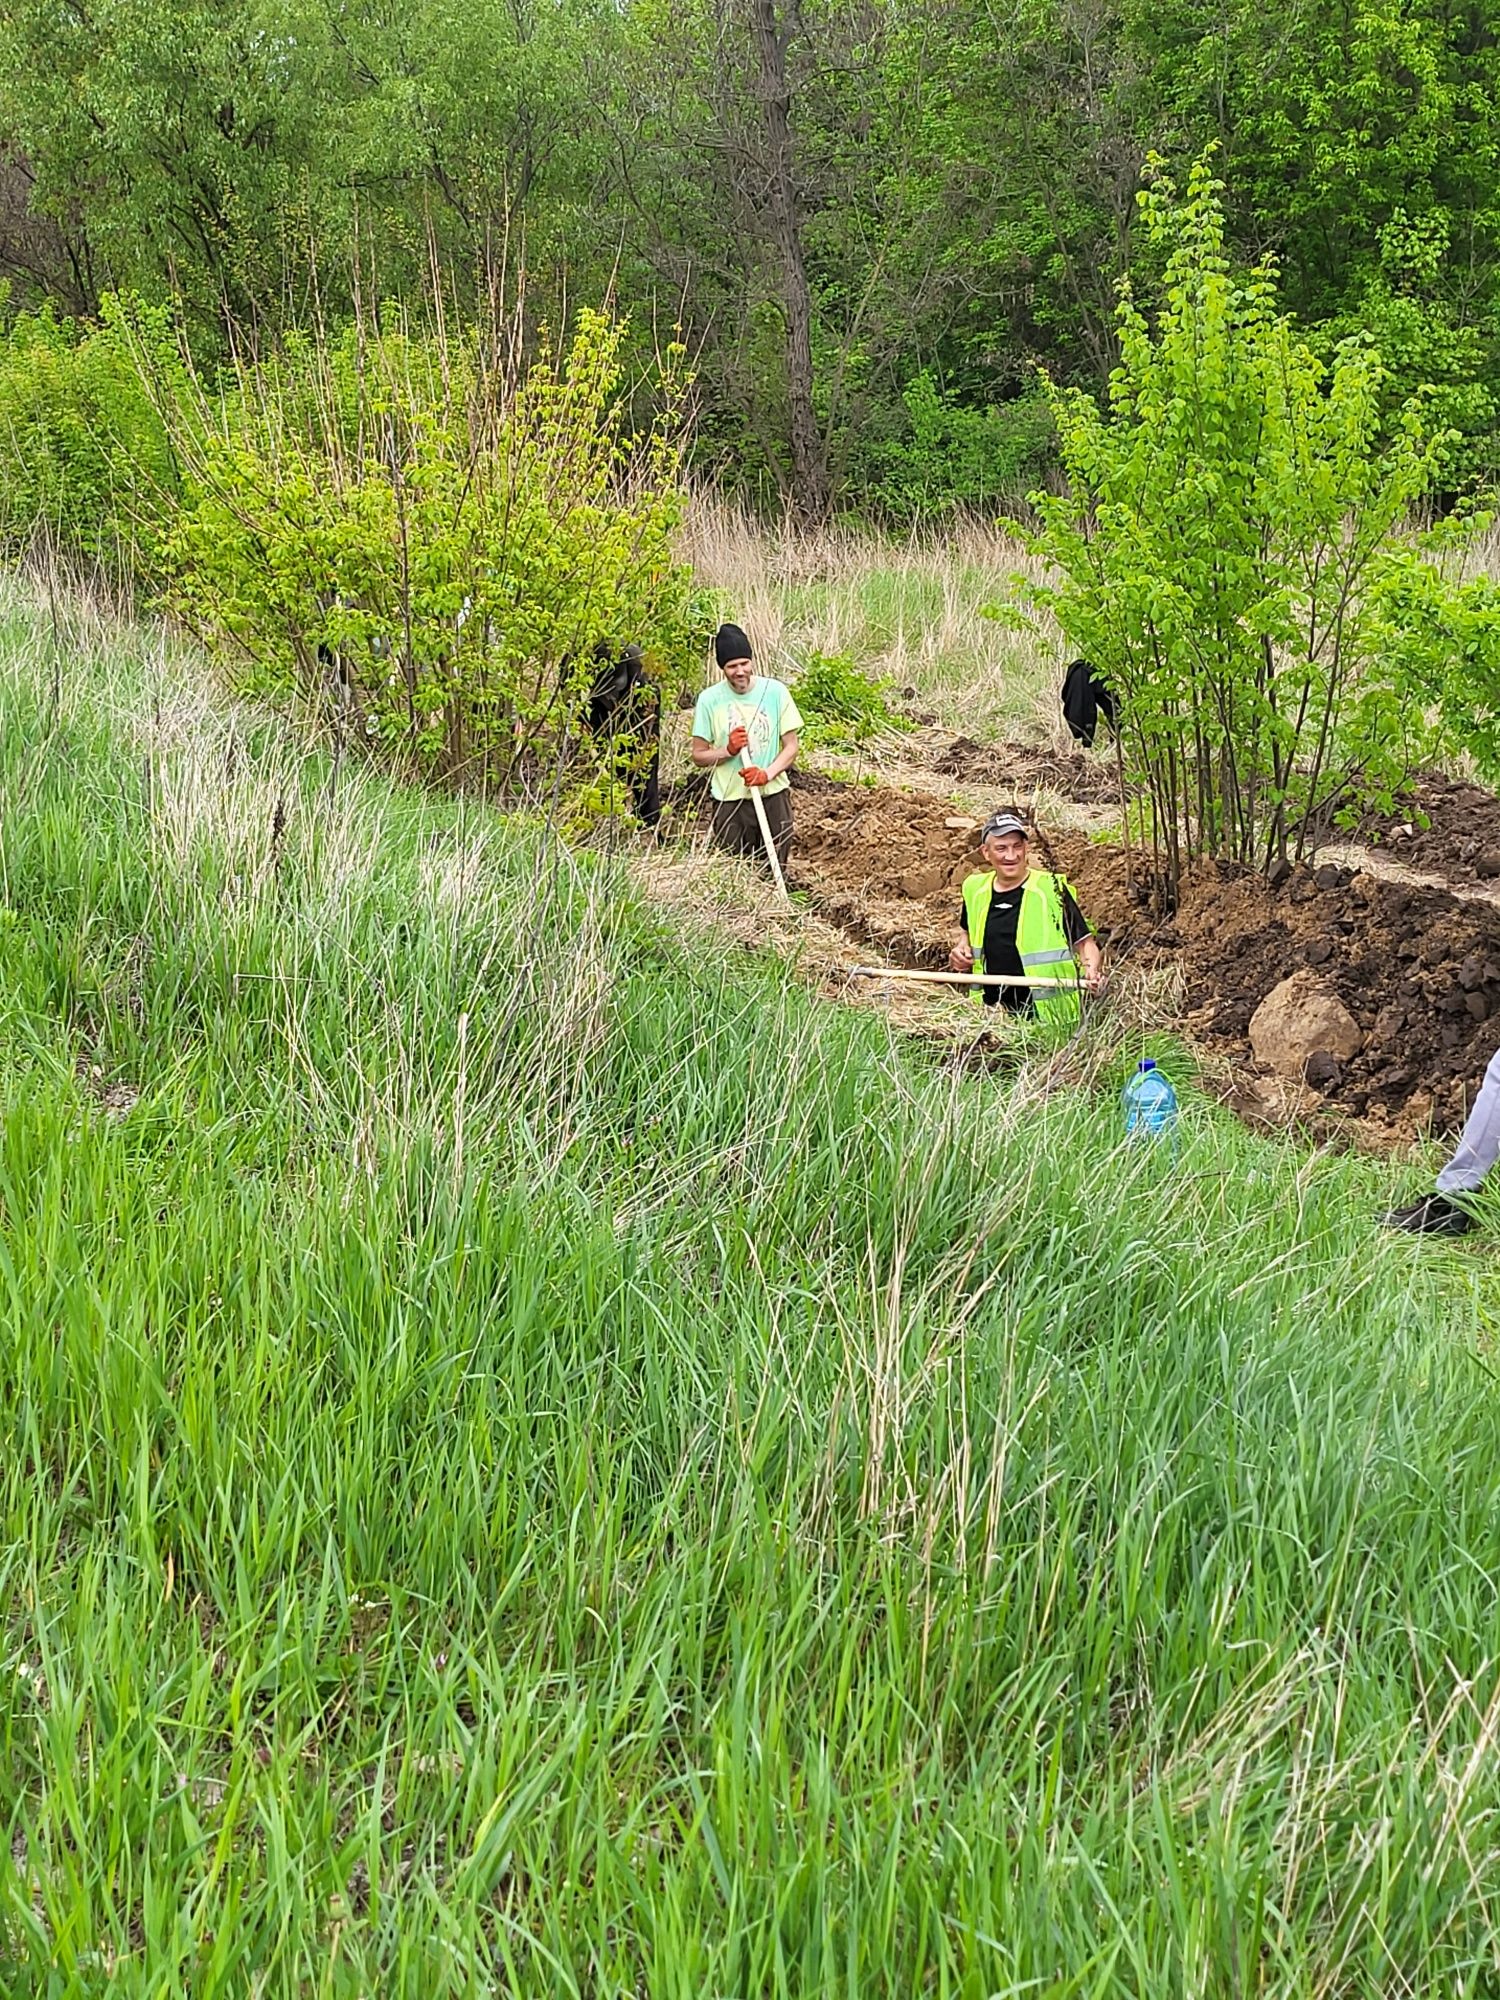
1017, 157, 1471, 902
160, 309, 701, 797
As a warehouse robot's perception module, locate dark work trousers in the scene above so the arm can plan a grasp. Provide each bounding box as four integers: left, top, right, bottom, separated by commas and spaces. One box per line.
711, 789, 793, 872
626, 732, 662, 828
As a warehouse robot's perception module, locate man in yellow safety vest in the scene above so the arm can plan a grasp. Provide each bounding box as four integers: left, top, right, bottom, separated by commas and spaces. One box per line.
949, 810, 1103, 1026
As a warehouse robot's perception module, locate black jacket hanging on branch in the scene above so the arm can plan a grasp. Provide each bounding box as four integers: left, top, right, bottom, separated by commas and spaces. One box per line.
587, 642, 662, 828
1060, 659, 1117, 748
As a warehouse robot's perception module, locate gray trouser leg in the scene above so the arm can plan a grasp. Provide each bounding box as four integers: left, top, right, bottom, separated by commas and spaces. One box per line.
1437, 1046, 1500, 1193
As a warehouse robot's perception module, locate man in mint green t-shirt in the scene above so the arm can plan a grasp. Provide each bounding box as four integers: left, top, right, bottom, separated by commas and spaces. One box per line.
690, 622, 803, 870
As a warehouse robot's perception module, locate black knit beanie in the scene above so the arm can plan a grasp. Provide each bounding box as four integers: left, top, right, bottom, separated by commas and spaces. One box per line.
714, 622, 753, 668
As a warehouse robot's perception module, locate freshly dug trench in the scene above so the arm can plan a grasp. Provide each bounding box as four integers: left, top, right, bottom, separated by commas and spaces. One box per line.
780, 770, 1500, 1138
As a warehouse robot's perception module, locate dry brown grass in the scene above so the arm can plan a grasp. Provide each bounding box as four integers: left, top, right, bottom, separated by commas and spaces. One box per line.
677, 494, 1067, 745
679, 500, 1500, 774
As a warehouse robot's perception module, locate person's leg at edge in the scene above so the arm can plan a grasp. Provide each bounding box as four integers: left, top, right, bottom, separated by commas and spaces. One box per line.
1386, 1045, 1500, 1233
628, 695, 662, 831
632, 741, 661, 831
1436, 1045, 1500, 1194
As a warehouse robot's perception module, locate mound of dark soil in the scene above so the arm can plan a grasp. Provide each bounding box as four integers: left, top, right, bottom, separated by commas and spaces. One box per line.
930, 736, 1122, 805
1353, 775, 1500, 886
1070, 850, 1500, 1135
783, 775, 1500, 1139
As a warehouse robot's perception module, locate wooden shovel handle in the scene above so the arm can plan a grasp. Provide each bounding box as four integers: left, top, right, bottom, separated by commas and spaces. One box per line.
739, 734, 789, 902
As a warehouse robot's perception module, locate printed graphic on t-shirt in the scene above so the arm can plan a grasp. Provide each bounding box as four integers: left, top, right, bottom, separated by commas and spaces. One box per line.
728, 699, 778, 768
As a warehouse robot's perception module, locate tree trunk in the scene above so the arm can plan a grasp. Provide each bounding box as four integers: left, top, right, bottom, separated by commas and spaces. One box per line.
749, 0, 828, 520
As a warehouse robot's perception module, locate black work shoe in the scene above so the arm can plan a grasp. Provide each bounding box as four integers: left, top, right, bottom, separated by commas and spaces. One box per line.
1383, 1193, 1477, 1237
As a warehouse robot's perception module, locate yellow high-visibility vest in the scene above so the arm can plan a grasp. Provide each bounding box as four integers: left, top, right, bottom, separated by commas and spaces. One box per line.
960, 868, 1084, 1027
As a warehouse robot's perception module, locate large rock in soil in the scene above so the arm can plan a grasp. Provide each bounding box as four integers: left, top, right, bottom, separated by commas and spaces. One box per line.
1249, 972, 1363, 1078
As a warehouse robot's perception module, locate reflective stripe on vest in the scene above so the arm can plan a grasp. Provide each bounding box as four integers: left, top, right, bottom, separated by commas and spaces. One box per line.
959, 868, 1082, 1026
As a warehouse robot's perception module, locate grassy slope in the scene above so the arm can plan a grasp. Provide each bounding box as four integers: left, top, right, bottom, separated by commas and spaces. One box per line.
1, 590, 1499, 1997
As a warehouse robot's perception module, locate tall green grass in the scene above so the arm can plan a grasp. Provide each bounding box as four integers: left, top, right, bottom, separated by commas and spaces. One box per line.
1, 585, 1498, 1996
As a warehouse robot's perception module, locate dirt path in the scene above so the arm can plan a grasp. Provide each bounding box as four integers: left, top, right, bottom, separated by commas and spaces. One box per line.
653, 739, 1500, 1146
1315, 842, 1500, 913
831, 726, 1121, 825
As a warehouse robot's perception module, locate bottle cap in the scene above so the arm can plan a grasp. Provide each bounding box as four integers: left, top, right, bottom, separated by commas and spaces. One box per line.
1138, 1058, 1156, 1072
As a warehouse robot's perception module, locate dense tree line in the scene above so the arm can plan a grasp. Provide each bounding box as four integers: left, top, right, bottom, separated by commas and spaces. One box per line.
1, 0, 1497, 515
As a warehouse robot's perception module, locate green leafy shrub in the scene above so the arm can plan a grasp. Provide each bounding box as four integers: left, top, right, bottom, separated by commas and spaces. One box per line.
792, 649, 910, 747
1314, 212, 1500, 497
0, 290, 183, 578
162, 310, 701, 796
1013, 157, 1469, 900
856, 372, 1055, 519
1365, 543, 1500, 781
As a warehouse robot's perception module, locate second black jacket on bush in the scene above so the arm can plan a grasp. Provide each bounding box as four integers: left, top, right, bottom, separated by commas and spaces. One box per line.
1061, 659, 1117, 748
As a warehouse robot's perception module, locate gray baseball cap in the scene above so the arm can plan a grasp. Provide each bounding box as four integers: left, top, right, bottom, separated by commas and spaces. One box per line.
981, 811, 1029, 842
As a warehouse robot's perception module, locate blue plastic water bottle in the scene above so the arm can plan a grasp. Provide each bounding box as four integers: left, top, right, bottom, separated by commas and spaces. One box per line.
1123, 1059, 1179, 1146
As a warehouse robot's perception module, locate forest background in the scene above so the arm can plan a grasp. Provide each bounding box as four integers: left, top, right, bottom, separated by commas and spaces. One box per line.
3, 0, 1497, 521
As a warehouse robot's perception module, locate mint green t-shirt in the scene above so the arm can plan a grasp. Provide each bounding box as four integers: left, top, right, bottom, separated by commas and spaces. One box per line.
691, 676, 805, 802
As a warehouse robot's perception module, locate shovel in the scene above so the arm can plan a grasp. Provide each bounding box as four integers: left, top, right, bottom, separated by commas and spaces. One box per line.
735, 729, 789, 902
848, 966, 1080, 990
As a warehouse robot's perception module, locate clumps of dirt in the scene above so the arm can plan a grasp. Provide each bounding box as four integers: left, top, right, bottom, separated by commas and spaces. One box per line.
1066, 848, 1500, 1138
1352, 774, 1500, 885
787, 770, 1500, 1140
790, 782, 989, 960
928, 735, 1122, 805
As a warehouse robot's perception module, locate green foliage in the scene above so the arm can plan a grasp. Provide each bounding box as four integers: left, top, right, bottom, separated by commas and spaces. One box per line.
0, 292, 182, 575
1016, 158, 1457, 897
1313, 211, 1500, 493
0, 286, 704, 814
791, 648, 910, 747
5, 0, 1500, 512
1366, 539, 1500, 783
0, 0, 619, 339
163, 310, 699, 794
856, 373, 1055, 517
5, 599, 1500, 1989
0, 0, 342, 330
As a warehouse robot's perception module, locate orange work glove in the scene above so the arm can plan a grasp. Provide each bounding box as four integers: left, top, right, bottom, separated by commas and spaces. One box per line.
726, 724, 750, 754
740, 765, 769, 787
